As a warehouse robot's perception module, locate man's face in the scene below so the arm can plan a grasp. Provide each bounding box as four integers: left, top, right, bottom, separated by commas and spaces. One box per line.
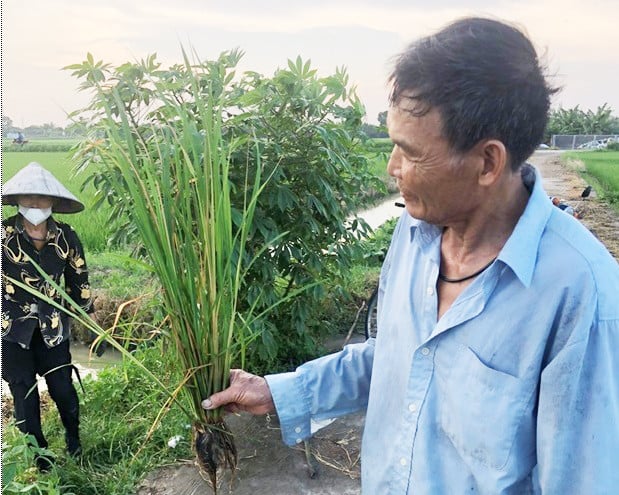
386, 98, 481, 225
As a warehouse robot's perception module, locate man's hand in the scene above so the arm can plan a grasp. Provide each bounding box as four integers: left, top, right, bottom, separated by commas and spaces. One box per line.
202, 369, 276, 416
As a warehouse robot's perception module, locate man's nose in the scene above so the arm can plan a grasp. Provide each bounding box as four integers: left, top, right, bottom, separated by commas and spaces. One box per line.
386, 146, 402, 179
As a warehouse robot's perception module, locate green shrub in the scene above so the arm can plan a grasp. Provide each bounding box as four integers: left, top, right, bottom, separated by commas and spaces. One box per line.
67, 51, 384, 371
2, 427, 67, 495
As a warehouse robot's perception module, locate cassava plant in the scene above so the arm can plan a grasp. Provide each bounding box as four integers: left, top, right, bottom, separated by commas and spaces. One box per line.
67, 52, 381, 371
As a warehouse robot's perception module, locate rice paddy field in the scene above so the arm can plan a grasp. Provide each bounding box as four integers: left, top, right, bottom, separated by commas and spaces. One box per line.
566, 150, 619, 204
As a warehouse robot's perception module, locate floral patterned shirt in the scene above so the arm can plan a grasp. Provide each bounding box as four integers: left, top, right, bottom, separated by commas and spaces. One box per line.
2, 214, 94, 349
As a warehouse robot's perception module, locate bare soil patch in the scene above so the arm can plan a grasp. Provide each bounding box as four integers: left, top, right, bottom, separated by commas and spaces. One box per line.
136, 412, 364, 495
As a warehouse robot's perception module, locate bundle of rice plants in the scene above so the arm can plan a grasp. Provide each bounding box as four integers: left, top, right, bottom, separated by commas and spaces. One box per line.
73, 49, 288, 491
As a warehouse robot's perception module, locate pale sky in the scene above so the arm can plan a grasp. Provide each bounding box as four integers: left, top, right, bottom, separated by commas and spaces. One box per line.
2, 0, 618, 128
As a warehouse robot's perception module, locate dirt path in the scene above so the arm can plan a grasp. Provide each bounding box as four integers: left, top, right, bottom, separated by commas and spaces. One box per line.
529, 151, 619, 260
136, 151, 619, 495
137, 412, 364, 495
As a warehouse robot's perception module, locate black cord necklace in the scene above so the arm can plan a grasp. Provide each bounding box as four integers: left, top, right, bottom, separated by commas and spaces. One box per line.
438, 258, 496, 284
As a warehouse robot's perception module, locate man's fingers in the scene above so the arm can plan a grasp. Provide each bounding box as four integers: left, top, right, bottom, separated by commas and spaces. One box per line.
202, 389, 234, 410
200, 369, 274, 415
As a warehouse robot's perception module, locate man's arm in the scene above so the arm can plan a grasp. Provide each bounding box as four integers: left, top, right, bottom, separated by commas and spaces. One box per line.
204, 340, 375, 446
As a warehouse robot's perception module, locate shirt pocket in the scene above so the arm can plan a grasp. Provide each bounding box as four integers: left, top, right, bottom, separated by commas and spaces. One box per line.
437, 344, 533, 470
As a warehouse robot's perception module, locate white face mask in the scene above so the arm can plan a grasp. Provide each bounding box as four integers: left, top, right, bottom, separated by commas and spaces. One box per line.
19, 205, 52, 226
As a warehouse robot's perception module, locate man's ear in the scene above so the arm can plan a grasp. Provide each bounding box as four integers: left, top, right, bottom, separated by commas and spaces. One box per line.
476, 139, 508, 186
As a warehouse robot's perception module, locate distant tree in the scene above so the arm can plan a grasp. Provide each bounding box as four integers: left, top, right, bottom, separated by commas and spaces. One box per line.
377, 111, 387, 128
24, 123, 64, 138
2, 115, 14, 137
580, 104, 617, 133
545, 104, 619, 141
361, 122, 388, 138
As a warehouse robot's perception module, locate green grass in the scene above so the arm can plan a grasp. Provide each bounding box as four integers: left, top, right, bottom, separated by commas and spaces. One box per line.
367, 151, 390, 179
2, 151, 112, 252
3, 342, 193, 495
2, 151, 77, 183
88, 251, 154, 300
565, 150, 619, 205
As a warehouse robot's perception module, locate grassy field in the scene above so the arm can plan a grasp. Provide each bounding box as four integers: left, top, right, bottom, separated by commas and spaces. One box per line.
3, 151, 79, 185
566, 150, 619, 204
2, 151, 111, 252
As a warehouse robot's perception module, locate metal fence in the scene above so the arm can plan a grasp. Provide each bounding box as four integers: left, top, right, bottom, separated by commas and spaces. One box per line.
551, 135, 619, 150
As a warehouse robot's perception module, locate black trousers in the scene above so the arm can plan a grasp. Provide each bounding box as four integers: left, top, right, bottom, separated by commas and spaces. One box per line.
2, 329, 80, 450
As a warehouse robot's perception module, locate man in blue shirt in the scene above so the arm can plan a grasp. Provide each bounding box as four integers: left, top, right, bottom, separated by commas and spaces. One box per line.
202, 17, 619, 493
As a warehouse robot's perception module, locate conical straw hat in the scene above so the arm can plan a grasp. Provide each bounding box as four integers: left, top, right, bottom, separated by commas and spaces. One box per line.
2, 162, 84, 213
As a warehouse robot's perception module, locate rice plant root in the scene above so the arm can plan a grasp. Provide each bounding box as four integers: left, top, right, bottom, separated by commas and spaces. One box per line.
193, 420, 238, 493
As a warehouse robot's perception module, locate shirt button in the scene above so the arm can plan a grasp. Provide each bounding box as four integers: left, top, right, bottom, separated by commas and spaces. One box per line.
408, 403, 418, 412
400, 457, 407, 466
421, 347, 430, 356
426, 286, 434, 296
294, 426, 302, 433
296, 438, 303, 444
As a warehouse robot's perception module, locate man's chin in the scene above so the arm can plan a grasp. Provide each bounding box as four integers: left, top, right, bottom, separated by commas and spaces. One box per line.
402, 201, 428, 221
399, 197, 415, 214
404, 203, 419, 219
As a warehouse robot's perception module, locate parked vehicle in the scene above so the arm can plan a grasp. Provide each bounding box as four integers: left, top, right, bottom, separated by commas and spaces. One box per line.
577, 137, 617, 150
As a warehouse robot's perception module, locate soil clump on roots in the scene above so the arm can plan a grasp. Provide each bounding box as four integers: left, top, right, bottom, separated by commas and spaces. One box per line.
193, 420, 238, 493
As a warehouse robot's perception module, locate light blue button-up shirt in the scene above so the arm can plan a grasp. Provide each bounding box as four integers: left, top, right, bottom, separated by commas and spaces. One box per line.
266, 166, 619, 494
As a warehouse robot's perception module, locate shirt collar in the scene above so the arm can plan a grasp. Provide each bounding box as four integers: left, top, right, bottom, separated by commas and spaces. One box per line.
405, 214, 441, 247
497, 164, 552, 287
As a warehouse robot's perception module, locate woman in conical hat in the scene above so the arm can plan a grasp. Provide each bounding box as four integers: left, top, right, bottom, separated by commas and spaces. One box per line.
2, 162, 99, 470
2, 161, 85, 214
